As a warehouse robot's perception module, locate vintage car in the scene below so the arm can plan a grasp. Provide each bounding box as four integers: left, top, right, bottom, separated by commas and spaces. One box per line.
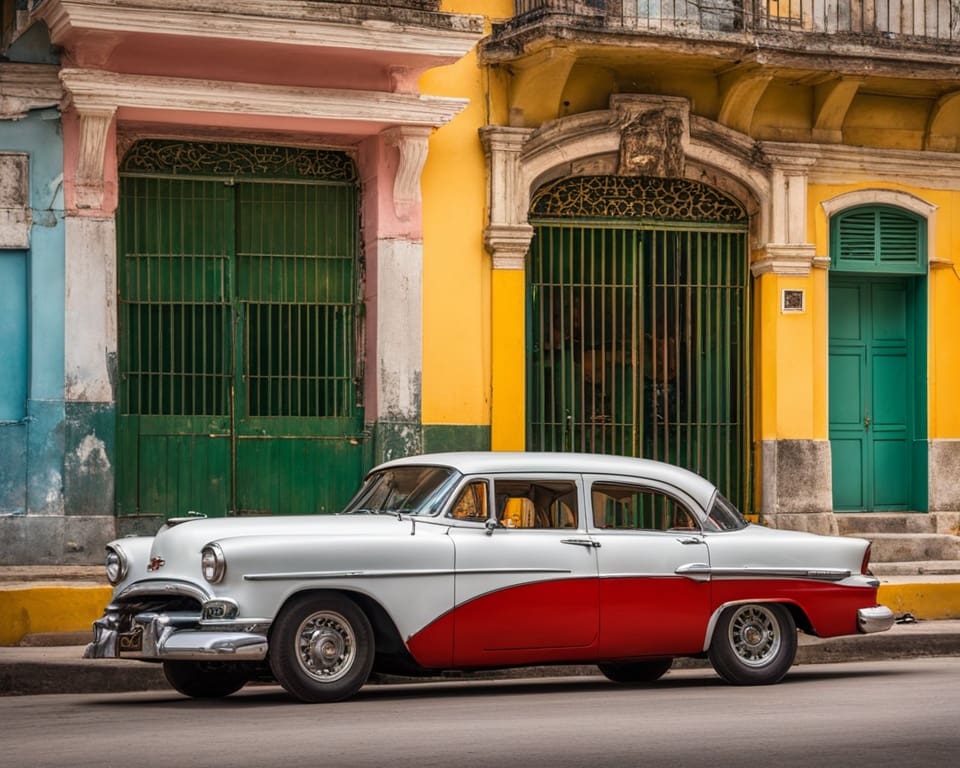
85, 452, 894, 702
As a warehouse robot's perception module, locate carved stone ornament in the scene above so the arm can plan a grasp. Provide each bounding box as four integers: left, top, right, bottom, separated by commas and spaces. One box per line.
616, 102, 688, 179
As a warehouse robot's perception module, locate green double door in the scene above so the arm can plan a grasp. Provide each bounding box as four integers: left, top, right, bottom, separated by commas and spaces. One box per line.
829, 275, 925, 511
117, 145, 366, 524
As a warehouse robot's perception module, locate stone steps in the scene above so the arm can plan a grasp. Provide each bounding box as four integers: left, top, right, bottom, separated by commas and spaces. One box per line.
836, 512, 960, 536
858, 533, 960, 563
837, 513, 960, 572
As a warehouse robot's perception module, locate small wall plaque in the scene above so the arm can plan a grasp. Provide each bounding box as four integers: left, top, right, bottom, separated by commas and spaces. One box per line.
782, 289, 805, 313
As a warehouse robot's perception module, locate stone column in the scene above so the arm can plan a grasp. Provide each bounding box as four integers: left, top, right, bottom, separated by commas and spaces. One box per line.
361, 127, 434, 462
481, 126, 535, 450
753, 149, 836, 534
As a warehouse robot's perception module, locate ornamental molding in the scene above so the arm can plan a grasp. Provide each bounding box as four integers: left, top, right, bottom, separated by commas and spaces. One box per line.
613, 95, 689, 179
384, 126, 432, 222
35, 0, 483, 59
75, 107, 116, 209
60, 69, 470, 128
484, 224, 534, 271
767, 141, 960, 189
0, 63, 63, 120
751, 244, 818, 276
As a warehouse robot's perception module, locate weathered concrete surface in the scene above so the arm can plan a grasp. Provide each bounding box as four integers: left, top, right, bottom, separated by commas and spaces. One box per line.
760, 440, 837, 535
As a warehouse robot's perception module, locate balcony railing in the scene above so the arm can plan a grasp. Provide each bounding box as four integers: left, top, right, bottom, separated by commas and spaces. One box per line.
512, 0, 960, 44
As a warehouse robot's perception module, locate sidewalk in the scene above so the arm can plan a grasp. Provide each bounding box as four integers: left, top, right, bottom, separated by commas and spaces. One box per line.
2, 620, 959, 696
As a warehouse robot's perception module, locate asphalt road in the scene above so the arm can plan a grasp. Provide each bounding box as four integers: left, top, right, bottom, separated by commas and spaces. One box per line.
3, 658, 958, 768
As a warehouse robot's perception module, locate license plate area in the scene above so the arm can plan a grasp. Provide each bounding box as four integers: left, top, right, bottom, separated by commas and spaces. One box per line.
118, 627, 143, 653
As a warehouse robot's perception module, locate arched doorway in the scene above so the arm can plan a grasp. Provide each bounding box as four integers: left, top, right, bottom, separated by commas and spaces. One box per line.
115, 140, 366, 523
828, 203, 929, 512
526, 175, 752, 509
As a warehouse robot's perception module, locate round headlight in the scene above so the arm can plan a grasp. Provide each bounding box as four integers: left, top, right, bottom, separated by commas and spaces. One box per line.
201, 544, 226, 583
105, 545, 127, 585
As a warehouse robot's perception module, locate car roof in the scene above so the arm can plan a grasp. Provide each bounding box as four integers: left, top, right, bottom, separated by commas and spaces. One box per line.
373, 452, 719, 509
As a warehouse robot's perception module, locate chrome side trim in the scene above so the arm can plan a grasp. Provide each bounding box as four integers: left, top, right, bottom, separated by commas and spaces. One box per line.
858, 605, 895, 634
244, 567, 570, 581
686, 566, 852, 581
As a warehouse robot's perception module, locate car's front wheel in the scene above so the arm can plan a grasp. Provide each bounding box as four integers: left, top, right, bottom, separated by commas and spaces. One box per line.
598, 658, 673, 684
269, 593, 375, 703
708, 602, 797, 685
162, 660, 251, 698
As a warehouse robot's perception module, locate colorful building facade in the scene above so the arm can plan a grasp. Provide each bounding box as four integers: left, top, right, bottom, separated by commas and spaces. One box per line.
1, 0, 959, 563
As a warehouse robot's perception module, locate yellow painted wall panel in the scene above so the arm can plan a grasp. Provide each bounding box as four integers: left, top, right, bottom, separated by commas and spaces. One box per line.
0, 586, 112, 646
491, 268, 526, 450
419, 11, 499, 426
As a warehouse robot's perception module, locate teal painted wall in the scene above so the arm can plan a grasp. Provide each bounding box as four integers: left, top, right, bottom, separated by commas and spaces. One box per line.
0, 28, 65, 522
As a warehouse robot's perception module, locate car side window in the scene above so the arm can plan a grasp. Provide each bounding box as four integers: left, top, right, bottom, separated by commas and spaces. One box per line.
591, 482, 697, 532
448, 481, 490, 522
494, 479, 578, 529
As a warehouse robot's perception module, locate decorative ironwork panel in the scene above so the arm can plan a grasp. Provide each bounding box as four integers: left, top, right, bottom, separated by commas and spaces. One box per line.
121, 140, 358, 182
530, 175, 747, 223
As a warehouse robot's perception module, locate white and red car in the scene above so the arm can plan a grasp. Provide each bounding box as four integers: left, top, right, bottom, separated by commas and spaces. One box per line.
86, 452, 894, 702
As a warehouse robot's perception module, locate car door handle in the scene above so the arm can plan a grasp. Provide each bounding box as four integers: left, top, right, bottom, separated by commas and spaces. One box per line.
676, 536, 704, 545
561, 538, 601, 548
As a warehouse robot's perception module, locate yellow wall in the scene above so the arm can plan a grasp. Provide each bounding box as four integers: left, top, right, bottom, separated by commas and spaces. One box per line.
418, 2, 512, 427
755, 267, 829, 441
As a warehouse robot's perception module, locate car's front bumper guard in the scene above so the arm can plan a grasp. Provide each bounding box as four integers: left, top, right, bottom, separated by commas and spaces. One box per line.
858, 605, 895, 634
84, 609, 268, 662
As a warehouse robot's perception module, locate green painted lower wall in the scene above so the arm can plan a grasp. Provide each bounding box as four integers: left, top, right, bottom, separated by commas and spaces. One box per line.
423, 424, 491, 453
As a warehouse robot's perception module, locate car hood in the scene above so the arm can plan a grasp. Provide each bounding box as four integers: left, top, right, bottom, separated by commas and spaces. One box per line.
136, 514, 435, 586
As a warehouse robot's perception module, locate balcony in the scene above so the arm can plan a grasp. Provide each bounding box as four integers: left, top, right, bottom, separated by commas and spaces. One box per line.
507, 0, 960, 44
485, 0, 960, 126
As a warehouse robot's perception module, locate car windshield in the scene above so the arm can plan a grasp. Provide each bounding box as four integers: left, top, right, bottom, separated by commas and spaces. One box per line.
703, 493, 748, 532
343, 466, 460, 517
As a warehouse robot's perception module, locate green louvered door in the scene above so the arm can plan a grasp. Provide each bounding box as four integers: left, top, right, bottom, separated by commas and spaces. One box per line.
829, 205, 928, 512
117, 142, 364, 526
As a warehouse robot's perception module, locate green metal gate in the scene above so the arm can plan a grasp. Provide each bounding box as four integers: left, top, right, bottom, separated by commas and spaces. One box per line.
527, 176, 752, 510
116, 141, 365, 525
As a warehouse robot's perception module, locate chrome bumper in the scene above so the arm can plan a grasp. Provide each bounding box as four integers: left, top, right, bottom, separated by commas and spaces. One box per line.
84, 609, 268, 662
858, 605, 896, 634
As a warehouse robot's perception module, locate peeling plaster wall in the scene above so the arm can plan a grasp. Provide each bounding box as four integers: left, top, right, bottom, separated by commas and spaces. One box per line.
0, 86, 76, 562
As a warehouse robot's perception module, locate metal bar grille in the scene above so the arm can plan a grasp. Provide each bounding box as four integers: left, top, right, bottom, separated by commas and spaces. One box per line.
237, 182, 358, 419
529, 222, 751, 509
118, 177, 232, 417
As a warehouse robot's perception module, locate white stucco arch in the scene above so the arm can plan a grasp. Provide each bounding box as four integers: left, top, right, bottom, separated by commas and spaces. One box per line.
481, 95, 776, 267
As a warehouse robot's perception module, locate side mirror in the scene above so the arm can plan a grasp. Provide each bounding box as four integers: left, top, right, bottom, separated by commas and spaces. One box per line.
484, 518, 498, 536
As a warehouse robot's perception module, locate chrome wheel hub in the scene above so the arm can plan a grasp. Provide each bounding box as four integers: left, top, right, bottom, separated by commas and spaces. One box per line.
729, 605, 781, 667
295, 611, 356, 682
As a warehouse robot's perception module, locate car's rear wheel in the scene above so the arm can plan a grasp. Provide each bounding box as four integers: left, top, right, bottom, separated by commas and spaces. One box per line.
162, 660, 251, 698
708, 603, 797, 685
269, 593, 374, 703
598, 658, 673, 684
